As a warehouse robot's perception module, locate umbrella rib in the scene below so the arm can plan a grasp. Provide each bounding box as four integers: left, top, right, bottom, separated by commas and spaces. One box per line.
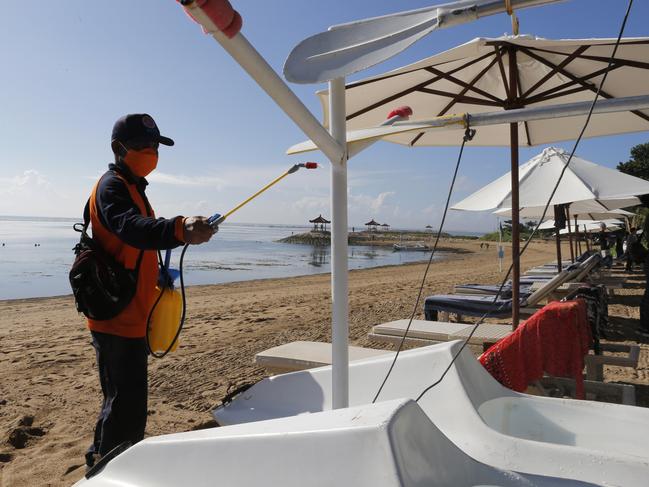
511, 57, 532, 146
524, 64, 624, 104
424, 64, 503, 104
520, 45, 590, 99
408, 54, 504, 146
494, 46, 511, 100
346, 53, 495, 121
417, 88, 501, 107
519, 47, 649, 124
345, 50, 495, 91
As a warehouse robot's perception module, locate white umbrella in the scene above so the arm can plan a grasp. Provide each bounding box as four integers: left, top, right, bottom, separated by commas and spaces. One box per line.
314, 35, 649, 146
495, 202, 637, 219
307, 34, 649, 328
538, 218, 622, 231
452, 147, 649, 211
559, 222, 621, 234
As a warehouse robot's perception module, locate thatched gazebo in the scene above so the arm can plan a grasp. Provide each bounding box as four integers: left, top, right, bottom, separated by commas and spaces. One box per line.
309, 214, 330, 232
364, 219, 380, 232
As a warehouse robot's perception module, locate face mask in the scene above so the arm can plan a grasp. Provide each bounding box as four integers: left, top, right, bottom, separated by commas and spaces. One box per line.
123, 148, 158, 178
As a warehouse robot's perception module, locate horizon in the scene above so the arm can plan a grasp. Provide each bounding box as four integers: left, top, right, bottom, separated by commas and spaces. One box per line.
0, 214, 488, 235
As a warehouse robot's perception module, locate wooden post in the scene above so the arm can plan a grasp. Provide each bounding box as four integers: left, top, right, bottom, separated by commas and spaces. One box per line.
566, 206, 575, 263
553, 205, 563, 272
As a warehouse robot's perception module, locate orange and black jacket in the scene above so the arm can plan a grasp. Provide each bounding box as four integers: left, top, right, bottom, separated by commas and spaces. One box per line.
87, 163, 185, 338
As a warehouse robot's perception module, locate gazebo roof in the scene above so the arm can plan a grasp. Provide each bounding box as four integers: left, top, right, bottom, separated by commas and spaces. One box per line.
365, 219, 380, 226
425, 225, 433, 228
380, 223, 389, 227
309, 214, 331, 224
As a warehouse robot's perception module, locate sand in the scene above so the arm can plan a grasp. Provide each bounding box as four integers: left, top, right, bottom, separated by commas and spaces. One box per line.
1, 239, 648, 486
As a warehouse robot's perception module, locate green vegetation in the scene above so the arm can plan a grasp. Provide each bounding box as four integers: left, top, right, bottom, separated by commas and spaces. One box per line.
617, 142, 649, 181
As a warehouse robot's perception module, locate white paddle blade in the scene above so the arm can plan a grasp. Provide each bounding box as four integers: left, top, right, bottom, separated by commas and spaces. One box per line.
284, 6, 443, 84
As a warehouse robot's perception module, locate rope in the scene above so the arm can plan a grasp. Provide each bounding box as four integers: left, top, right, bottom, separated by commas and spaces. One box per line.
414, 0, 634, 404
372, 125, 475, 403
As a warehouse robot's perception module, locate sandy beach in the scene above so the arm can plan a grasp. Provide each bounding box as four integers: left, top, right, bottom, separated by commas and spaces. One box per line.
1, 239, 648, 486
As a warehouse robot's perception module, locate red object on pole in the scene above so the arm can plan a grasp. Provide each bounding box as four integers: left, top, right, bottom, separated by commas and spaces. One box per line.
181, 0, 243, 38
387, 106, 413, 119
305, 162, 318, 169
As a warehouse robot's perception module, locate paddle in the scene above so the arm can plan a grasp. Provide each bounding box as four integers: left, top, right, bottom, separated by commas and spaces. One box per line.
284, 0, 565, 84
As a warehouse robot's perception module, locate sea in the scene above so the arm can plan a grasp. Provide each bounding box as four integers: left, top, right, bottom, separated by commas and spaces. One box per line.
0, 216, 479, 301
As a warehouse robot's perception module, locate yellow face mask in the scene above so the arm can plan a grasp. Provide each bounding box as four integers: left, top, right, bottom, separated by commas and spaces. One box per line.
123, 148, 158, 178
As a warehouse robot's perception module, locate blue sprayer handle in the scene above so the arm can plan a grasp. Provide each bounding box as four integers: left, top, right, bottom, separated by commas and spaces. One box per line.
208, 213, 224, 228
159, 249, 180, 288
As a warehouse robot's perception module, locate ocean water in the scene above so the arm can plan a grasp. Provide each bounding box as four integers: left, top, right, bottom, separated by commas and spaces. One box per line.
0, 217, 449, 300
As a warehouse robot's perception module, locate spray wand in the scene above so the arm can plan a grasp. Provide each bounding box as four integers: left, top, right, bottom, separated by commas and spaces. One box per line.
206, 161, 318, 227
149, 161, 319, 358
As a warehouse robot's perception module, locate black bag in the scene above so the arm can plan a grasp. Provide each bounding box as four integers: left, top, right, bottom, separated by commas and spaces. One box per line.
69, 200, 143, 320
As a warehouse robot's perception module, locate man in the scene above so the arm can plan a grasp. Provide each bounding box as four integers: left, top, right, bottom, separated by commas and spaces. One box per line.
625, 227, 638, 272
85, 114, 215, 467
639, 195, 649, 337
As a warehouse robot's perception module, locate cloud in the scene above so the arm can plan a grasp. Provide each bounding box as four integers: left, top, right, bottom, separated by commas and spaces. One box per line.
293, 195, 330, 213
0, 170, 73, 216
350, 191, 395, 212
0, 170, 52, 194
147, 171, 226, 189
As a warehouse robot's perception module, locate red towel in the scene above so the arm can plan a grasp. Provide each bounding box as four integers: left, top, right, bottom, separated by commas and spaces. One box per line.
479, 300, 591, 398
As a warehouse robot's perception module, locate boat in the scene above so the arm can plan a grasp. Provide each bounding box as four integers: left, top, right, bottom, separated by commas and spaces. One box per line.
393, 242, 431, 251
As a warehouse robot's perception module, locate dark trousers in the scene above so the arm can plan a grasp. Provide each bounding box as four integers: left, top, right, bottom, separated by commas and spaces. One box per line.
641, 260, 649, 333
87, 331, 148, 464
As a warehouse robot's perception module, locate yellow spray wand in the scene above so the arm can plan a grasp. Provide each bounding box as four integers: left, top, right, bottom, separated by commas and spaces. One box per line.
207, 161, 318, 227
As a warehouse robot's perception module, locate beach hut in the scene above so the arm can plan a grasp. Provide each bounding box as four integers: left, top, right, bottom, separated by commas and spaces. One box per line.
364, 219, 380, 232
309, 214, 330, 232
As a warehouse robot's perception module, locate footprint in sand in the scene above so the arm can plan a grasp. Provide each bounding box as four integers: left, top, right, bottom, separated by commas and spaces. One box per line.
6, 415, 46, 449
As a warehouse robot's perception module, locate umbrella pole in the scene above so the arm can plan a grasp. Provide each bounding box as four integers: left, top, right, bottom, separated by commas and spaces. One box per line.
553, 205, 563, 272
566, 206, 575, 263
508, 48, 520, 330
510, 123, 520, 329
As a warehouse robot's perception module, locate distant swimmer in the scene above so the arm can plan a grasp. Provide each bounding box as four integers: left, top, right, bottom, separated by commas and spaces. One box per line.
78, 114, 216, 470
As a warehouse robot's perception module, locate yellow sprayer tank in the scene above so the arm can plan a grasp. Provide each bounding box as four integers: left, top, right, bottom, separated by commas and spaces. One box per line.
148, 287, 182, 353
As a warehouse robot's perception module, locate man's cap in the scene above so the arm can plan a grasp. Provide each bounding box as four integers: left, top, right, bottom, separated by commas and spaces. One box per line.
111, 114, 174, 147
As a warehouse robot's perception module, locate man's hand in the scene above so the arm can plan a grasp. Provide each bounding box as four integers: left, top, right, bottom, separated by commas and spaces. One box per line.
183, 216, 216, 244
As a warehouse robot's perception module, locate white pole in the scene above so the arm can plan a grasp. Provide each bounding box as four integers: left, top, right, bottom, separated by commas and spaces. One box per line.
329, 77, 349, 409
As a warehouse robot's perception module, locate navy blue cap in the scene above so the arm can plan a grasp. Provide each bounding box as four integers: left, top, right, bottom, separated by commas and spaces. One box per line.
111, 114, 174, 146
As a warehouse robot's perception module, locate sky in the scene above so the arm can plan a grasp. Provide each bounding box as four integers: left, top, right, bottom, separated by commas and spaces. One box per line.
0, 0, 648, 232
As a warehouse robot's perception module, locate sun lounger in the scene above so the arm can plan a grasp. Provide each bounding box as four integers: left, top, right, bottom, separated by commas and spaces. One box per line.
369, 320, 510, 349
254, 341, 390, 373
369, 305, 639, 392
455, 254, 601, 296
425, 266, 580, 320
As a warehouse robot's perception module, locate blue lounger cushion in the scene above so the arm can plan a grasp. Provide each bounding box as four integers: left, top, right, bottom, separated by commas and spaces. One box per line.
423, 294, 527, 320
